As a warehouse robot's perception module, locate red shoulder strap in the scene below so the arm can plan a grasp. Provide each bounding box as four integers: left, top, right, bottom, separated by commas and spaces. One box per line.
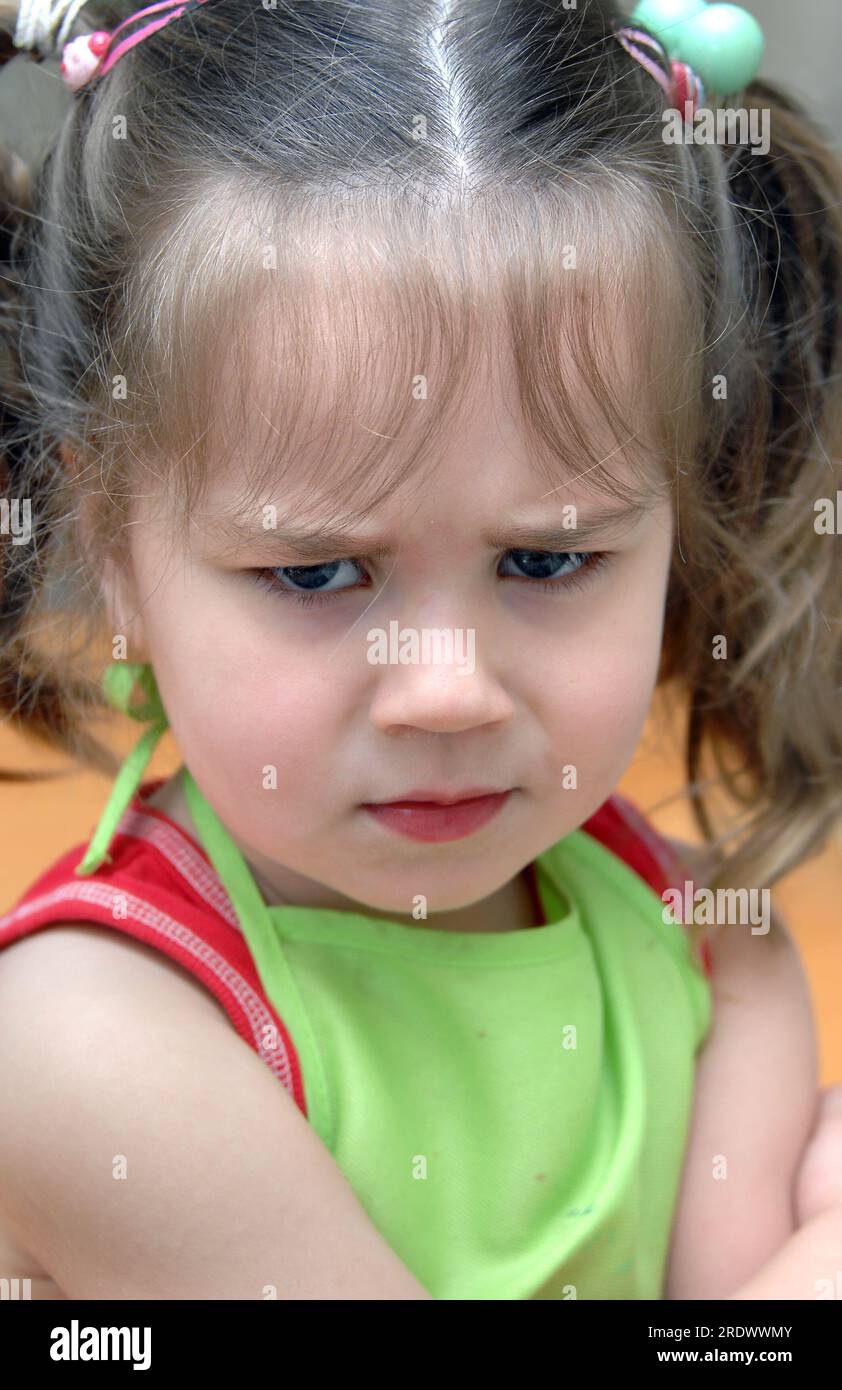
0, 781, 309, 1114
581, 793, 714, 979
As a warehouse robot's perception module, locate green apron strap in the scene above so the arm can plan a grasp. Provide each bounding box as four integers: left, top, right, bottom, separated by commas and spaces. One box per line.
180, 766, 333, 1144
180, 767, 275, 931
75, 661, 169, 876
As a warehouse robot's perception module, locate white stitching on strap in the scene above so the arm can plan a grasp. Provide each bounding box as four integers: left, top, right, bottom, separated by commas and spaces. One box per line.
115, 804, 242, 932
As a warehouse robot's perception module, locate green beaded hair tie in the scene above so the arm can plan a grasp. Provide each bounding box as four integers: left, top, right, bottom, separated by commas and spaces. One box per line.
75, 661, 170, 876
618, 1, 764, 104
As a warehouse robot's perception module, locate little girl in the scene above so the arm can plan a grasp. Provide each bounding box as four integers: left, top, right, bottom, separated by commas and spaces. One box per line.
0, 0, 841, 1301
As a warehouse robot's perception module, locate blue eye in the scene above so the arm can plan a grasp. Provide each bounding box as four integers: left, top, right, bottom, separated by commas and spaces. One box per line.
256, 559, 364, 599
251, 550, 611, 607
499, 550, 604, 584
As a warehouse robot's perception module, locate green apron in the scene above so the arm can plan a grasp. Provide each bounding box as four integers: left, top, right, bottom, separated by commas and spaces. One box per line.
76, 661, 711, 1299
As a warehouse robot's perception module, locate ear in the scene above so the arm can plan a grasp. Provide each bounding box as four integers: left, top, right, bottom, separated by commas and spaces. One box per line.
99, 554, 151, 665
59, 440, 150, 664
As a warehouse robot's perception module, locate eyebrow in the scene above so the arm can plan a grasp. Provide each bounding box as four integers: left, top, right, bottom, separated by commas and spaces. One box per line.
204, 498, 654, 558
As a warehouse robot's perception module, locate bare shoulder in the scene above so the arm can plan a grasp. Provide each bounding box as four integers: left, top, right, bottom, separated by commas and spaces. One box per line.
0, 921, 231, 1027
663, 830, 810, 1033
663, 833, 796, 953
0, 922, 430, 1299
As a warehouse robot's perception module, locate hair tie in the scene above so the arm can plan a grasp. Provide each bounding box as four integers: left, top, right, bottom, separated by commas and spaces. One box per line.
62, 0, 208, 89
11, 0, 209, 91
616, 1, 764, 114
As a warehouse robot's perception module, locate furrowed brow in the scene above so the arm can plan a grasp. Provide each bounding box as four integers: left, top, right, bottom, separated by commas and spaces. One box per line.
483, 499, 655, 549
204, 498, 654, 558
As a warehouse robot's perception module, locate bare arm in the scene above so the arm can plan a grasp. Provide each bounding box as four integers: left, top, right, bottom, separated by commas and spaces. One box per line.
729, 1084, 842, 1297
728, 1205, 842, 1299
662, 838, 820, 1299
0, 925, 432, 1300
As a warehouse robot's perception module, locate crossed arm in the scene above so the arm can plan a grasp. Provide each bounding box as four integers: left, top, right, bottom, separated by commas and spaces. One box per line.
662, 837, 842, 1300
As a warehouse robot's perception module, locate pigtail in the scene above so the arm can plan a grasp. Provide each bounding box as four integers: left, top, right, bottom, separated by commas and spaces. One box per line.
660, 76, 842, 893
0, 4, 119, 780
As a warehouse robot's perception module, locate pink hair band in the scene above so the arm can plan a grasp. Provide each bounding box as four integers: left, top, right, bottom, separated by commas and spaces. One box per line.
60, 0, 208, 91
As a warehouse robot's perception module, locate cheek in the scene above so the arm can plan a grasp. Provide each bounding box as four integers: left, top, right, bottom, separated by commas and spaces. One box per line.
543, 649, 656, 781
534, 568, 669, 783
133, 559, 344, 781
161, 645, 352, 820
233, 671, 341, 782
574, 664, 655, 773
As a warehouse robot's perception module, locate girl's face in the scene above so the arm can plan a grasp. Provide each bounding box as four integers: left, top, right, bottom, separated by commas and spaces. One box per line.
110, 345, 675, 920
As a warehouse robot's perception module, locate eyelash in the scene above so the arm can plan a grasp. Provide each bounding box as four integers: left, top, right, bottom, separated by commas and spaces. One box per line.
250, 550, 613, 607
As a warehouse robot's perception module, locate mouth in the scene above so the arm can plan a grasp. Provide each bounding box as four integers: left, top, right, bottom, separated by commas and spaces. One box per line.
367, 787, 510, 806
359, 789, 514, 843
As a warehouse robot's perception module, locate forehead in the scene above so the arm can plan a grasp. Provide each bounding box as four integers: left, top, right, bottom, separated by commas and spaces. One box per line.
199, 269, 663, 531
147, 178, 694, 541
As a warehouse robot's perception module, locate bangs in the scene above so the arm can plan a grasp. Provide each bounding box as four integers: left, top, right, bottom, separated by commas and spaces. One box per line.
111, 173, 706, 536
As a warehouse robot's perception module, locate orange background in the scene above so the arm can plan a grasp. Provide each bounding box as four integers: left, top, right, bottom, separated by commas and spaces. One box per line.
1, 696, 840, 1082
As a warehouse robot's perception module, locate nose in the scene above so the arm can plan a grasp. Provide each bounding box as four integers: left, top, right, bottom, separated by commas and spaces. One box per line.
367, 625, 514, 735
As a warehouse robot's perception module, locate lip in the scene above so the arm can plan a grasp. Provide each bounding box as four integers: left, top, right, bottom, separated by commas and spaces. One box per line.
360, 790, 513, 843
368, 787, 510, 806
